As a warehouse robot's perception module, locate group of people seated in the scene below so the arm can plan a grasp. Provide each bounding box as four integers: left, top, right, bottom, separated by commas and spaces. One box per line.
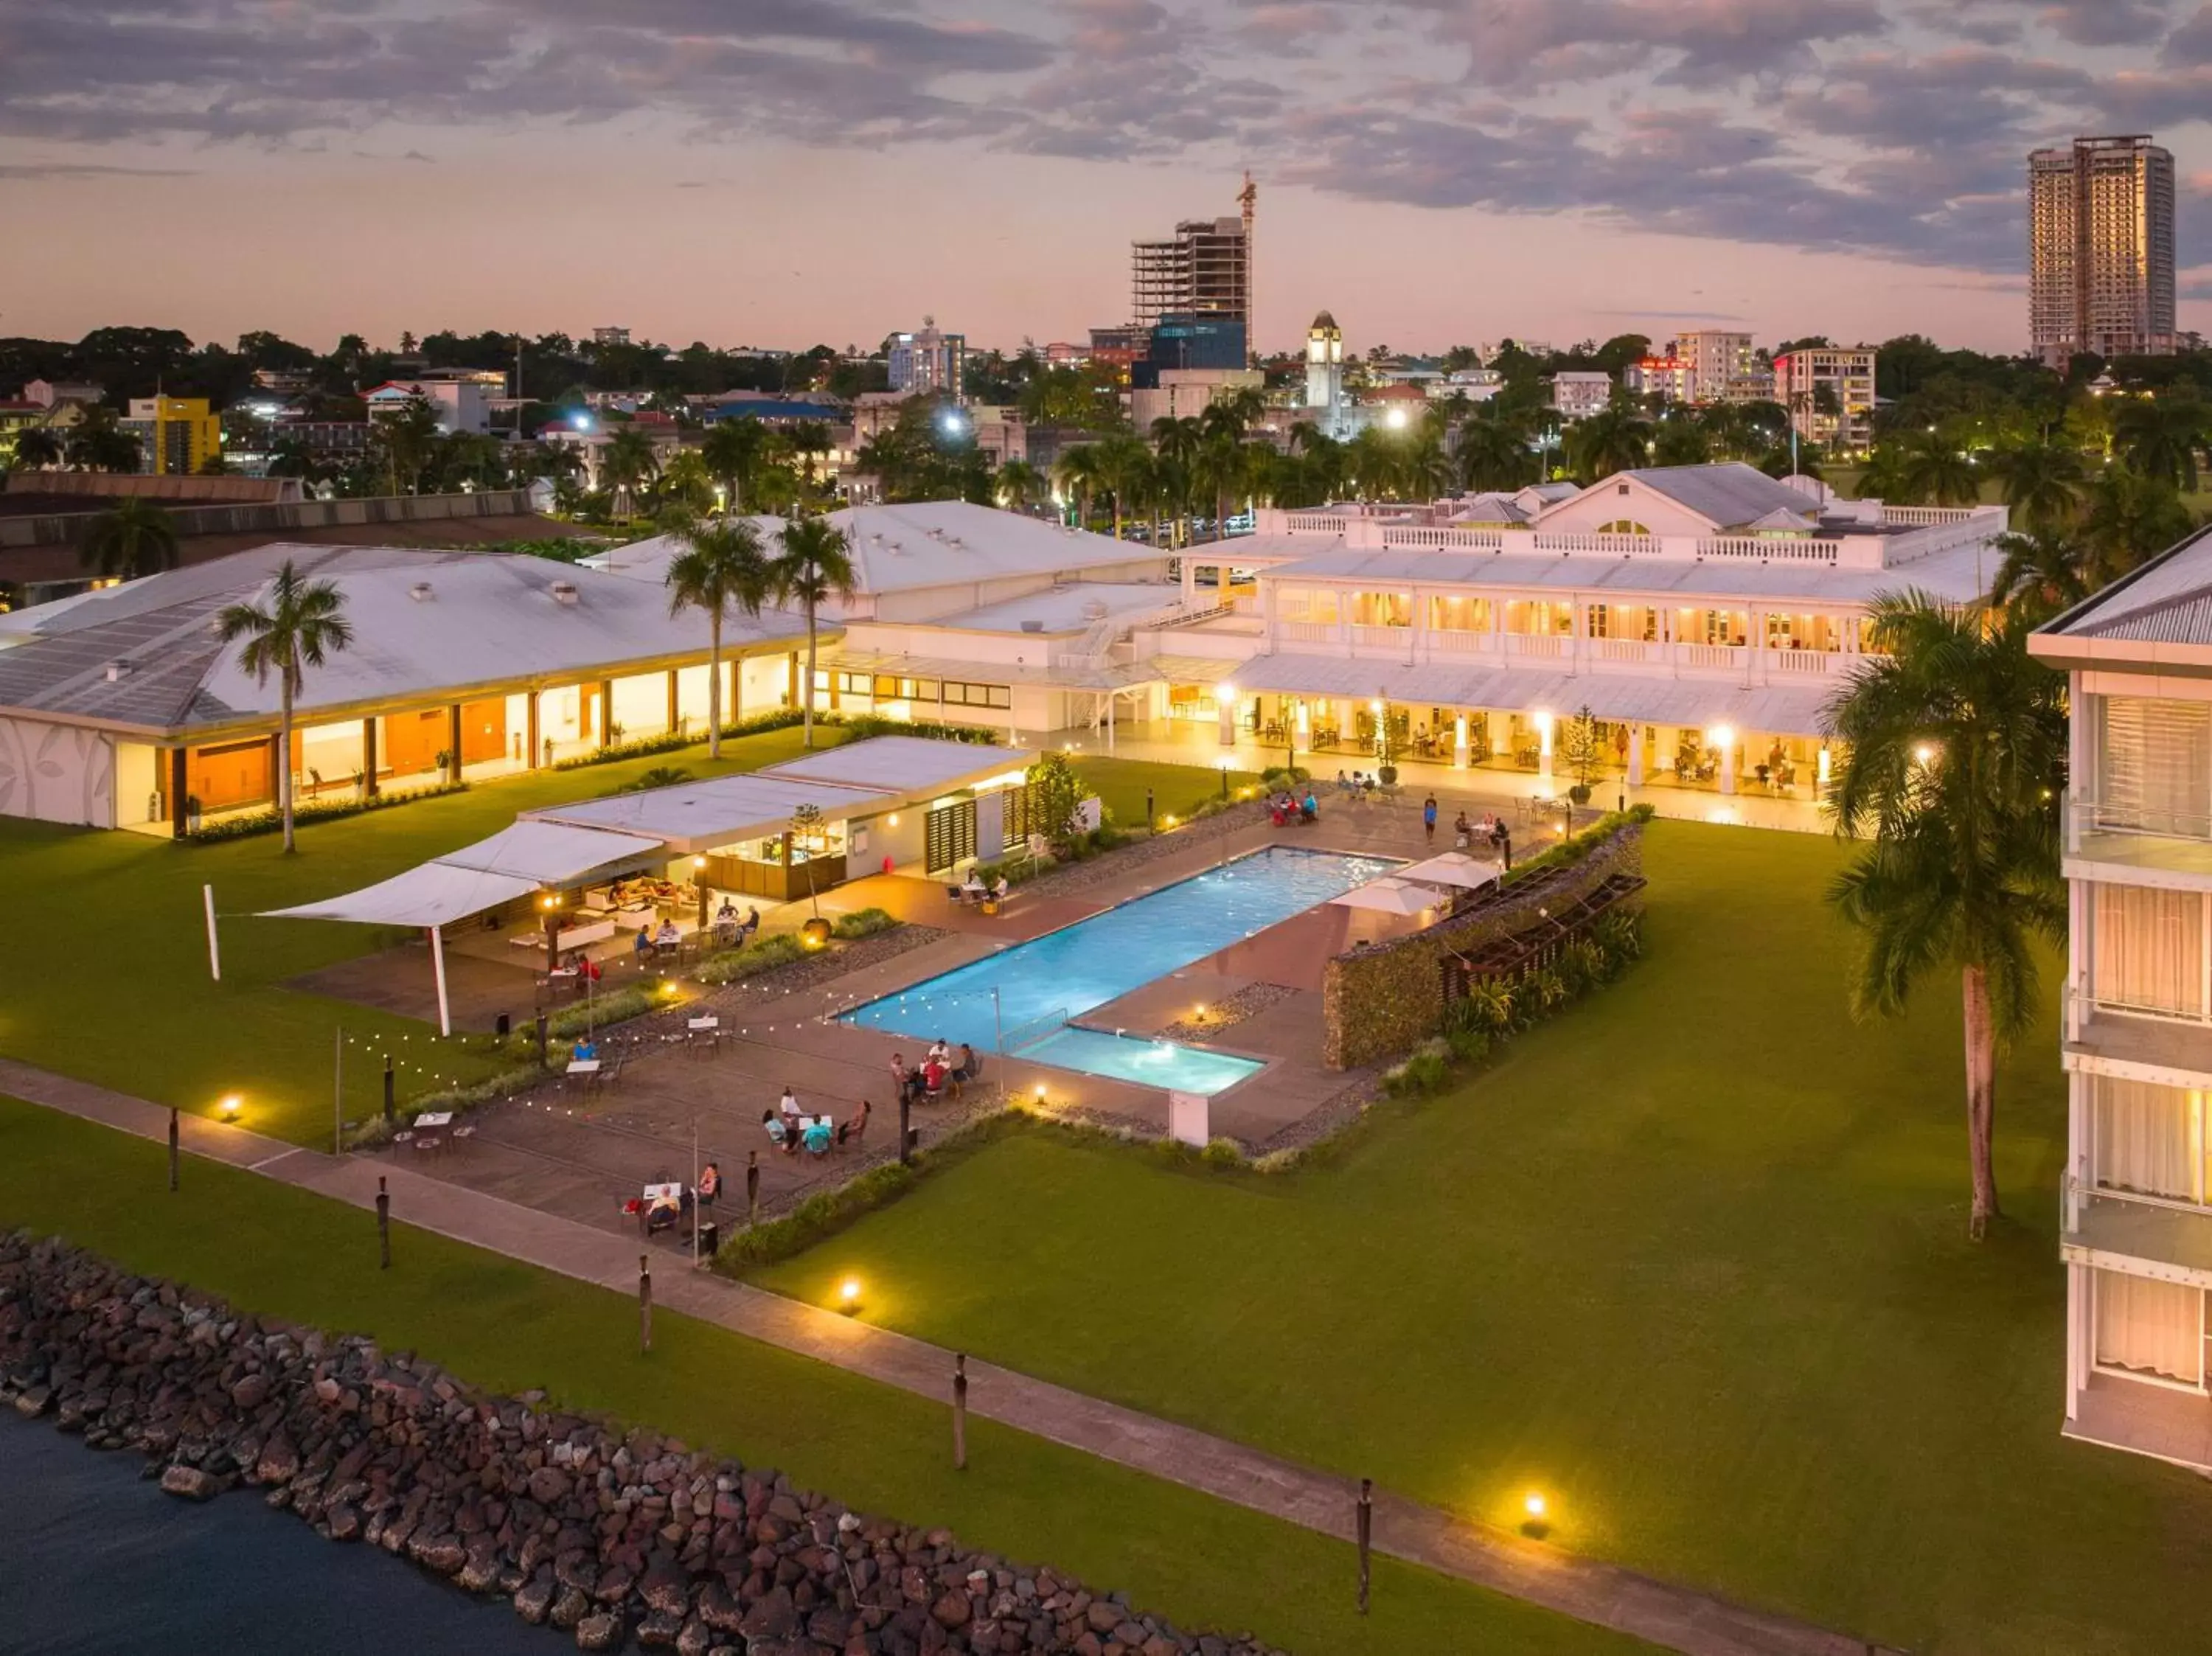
633, 1159, 726, 1234
712, 898, 762, 944
951, 873, 1012, 905
632, 919, 684, 961
1335, 770, 1388, 798
762, 1085, 872, 1157
891, 1040, 975, 1105
1268, 789, 1321, 827
1453, 810, 1513, 864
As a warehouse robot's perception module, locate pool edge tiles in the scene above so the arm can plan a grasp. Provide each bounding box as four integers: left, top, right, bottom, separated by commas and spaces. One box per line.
841, 846, 1396, 1096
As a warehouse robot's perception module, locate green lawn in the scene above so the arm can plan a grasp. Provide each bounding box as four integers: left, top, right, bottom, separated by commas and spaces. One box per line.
0, 726, 846, 1142
0, 1097, 1647, 1656
1070, 756, 1270, 830
757, 821, 2212, 1656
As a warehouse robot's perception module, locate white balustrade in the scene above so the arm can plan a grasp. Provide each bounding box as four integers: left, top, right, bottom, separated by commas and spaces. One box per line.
1506, 633, 1568, 658
1680, 644, 1744, 670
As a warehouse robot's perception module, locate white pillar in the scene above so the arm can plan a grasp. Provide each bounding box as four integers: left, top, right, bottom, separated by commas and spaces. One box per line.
1719, 737, 1738, 796
1107, 689, 1117, 754
1453, 713, 1469, 770
1627, 722, 1644, 786
1295, 700, 1310, 754
430, 923, 451, 1037
1817, 743, 1832, 792
1537, 712, 1554, 788
1217, 689, 1237, 748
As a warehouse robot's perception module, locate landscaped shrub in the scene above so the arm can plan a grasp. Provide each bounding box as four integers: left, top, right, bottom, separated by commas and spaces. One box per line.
830, 908, 899, 940
695, 933, 805, 985
1382, 1039, 1453, 1097
179, 780, 469, 843
1200, 1136, 1245, 1169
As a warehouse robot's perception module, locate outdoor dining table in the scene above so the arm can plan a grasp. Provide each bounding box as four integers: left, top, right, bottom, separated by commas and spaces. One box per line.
566, 1058, 602, 1093
686, 1015, 720, 1058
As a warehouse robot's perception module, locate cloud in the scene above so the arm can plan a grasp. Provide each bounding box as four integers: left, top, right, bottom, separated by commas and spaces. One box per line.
0, 162, 197, 179
1427, 0, 1889, 88
2037, 1, 2173, 46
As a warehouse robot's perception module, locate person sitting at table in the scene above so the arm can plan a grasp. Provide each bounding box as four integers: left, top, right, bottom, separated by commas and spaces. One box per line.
950, 1043, 978, 1093
655, 919, 681, 949
1453, 810, 1472, 846
1300, 790, 1319, 823
927, 1037, 950, 1066
990, 875, 1009, 902
697, 1161, 721, 1209
779, 1085, 802, 1133
960, 869, 988, 900
1335, 770, 1352, 794
633, 925, 652, 963
837, 1098, 872, 1147
571, 1037, 598, 1062
715, 897, 737, 924
801, 1116, 834, 1156
644, 1188, 683, 1231
921, 1054, 948, 1099
888, 1053, 911, 1099
740, 905, 759, 939
762, 1109, 794, 1155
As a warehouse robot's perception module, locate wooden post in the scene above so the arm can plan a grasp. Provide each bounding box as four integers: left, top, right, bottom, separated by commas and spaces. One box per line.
599, 678, 616, 746
745, 1151, 759, 1225
446, 703, 463, 783
667, 668, 680, 736
362, 716, 379, 797
535, 1011, 549, 1069
169, 748, 189, 837
376, 1176, 391, 1270
203, 884, 221, 981
639, 1253, 653, 1354
333, 1026, 344, 1157
167, 1107, 179, 1193
953, 1354, 969, 1472
899, 1093, 912, 1166
526, 692, 540, 770
382, 1055, 394, 1123
1357, 1478, 1372, 1615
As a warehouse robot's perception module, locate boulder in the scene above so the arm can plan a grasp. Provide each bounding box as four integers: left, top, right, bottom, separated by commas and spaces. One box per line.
575, 1610, 625, 1652
551, 1587, 592, 1630
159, 1464, 219, 1501
514, 1574, 557, 1625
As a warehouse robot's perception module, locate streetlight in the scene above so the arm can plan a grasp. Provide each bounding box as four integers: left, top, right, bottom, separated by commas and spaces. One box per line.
218, 1093, 243, 1121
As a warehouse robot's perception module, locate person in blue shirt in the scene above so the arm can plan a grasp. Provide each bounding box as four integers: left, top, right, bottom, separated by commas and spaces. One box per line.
1423, 794, 1439, 844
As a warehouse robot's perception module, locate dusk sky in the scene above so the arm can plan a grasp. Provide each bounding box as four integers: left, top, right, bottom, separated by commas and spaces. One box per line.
3, 0, 2209, 358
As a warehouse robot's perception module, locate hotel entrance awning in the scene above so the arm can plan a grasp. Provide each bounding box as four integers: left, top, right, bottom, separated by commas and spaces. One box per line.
262, 821, 667, 928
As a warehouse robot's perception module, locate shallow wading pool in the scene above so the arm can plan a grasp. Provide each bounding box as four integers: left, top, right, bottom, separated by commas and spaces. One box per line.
841, 847, 1397, 1095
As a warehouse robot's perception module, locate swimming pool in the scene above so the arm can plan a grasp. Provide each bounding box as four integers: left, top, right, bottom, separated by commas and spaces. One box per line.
842, 847, 1397, 1094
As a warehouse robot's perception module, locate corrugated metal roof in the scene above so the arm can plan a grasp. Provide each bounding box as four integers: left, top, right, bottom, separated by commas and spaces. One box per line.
1567, 464, 1820, 532
1260, 544, 1989, 603
2037, 529, 2212, 645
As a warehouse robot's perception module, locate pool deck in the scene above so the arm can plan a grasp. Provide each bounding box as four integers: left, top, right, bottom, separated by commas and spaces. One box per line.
352, 787, 1540, 1243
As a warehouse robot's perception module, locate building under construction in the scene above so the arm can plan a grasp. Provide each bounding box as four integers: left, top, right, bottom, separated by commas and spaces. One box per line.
1130, 177, 1255, 332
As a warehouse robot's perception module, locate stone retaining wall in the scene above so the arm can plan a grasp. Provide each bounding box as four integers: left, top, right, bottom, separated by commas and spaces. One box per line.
1321, 821, 1646, 1071
0, 1232, 1283, 1656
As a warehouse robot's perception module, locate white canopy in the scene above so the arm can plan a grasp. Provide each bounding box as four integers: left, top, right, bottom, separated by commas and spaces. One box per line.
1394, 852, 1502, 892
1330, 877, 1447, 916
262, 820, 666, 930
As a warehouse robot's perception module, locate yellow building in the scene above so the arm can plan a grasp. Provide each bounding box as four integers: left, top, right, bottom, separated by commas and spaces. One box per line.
123, 397, 222, 475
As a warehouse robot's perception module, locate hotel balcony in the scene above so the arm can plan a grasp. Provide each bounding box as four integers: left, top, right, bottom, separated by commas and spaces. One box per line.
2066, 796, 2212, 891
2063, 987, 2212, 1085
2065, 1179, 2212, 1286
2065, 1371, 2212, 1471
1247, 621, 1864, 686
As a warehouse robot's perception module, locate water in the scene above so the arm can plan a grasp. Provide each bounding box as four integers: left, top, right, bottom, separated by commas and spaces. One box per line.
846, 847, 1396, 1093
0, 1418, 551, 1656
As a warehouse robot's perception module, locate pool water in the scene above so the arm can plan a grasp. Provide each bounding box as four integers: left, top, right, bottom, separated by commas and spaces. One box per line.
844, 848, 1396, 1094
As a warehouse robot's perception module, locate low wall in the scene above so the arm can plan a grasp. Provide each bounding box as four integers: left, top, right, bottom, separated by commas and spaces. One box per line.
1321, 818, 1646, 1070
0, 1231, 1283, 1656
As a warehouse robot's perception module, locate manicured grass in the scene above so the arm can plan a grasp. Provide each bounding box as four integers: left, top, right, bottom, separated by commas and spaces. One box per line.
0, 726, 844, 1143
756, 821, 2212, 1655
1071, 756, 1270, 830
0, 1098, 1647, 1656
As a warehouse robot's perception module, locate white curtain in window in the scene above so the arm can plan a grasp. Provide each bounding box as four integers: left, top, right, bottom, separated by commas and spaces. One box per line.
2095, 1077, 2202, 1200
2095, 1271, 2205, 1384
2101, 697, 2212, 835
2093, 883, 2205, 1016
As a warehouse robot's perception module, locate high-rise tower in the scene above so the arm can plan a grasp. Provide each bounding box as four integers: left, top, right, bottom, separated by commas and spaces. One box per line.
2030, 135, 2177, 367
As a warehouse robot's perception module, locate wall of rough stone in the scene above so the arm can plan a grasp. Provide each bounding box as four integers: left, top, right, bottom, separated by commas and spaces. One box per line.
0, 1232, 1283, 1656
1321, 822, 1646, 1071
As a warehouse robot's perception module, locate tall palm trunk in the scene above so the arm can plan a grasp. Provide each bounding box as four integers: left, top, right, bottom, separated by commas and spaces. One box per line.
802, 599, 818, 748
279, 678, 296, 854
1214, 487, 1230, 543
706, 613, 723, 761
1962, 964, 2000, 1239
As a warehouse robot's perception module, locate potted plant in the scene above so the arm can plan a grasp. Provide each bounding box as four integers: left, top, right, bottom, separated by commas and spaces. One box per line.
1561, 704, 1602, 807
790, 801, 833, 946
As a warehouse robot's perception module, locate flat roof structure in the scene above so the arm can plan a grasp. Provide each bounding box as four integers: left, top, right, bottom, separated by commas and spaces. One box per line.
526, 773, 900, 856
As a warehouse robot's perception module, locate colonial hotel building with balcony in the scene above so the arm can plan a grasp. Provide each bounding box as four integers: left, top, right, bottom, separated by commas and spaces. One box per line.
1135, 464, 2007, 806
2033, 526, 2212, 1470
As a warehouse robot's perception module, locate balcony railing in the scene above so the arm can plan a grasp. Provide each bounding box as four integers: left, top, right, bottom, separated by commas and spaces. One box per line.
1680, 643, 1745, 670
1352, 623, 1411, 650
1591, 639, 1660, 664
1766, 647, 1848, 675
1427, 628, 1497, 657
2067, 796, 2212, 877
1506, 633, 1568, 659
2065, 1173, 2212, 1278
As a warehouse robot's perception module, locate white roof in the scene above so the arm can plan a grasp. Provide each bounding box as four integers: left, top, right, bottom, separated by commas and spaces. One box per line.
527, 771, 894, 854
923, 582, 1188, 635
762, 736, 1026, 793
1261, 545, 1989, 604
2036, 526, 2212, 649
1396, 852, 1502, 891
1536, 465, 1818, 535
262, 819, 664, 928
577, 502, 1164, 600
1222, 653, 1838, 736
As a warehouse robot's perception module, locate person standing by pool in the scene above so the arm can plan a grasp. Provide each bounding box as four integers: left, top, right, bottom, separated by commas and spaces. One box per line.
1422, 794, 1438, 844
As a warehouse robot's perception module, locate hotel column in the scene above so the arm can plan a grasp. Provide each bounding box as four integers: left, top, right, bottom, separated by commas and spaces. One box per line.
1719, 737, 1738, 796
169, 749, 189, 838
1408, 588, 1425, 665
667, 669, 680, 736
598, 678, 615, 745
268, 733, 285, 811
362, 717, 379, 797
1453, 714, 1469, 770
728, 657, 742, 726
1537, 712, 1554, 790
1339, 589, 1354, 659
525, 692, 540, 769
446, 703, 463, 783
1627, 722, 1644, 786
1182, 556, 1197, 607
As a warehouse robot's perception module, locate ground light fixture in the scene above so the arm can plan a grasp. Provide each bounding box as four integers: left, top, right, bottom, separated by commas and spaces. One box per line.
1217, 755, 1233, 798
1520, 1491, 1551, 1540
218, 1093, 243, 1120
838, 1277, 862, 1313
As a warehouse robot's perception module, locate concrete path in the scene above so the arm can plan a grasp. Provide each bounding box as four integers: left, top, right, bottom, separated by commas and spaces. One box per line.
0, 1056, 1898, 1656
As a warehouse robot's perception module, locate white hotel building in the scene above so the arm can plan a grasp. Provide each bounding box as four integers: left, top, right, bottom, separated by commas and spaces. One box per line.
2033, 529, 2212, 1469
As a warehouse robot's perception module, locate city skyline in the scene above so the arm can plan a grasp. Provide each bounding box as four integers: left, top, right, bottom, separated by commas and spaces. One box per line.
1, 0, 2210, 355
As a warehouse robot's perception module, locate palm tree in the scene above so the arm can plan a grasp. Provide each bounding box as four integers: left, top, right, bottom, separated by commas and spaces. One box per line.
1652, 417, 1713, 468
2114, 394, 2209, 493
64, 408, 142, 474
1985, 529, 2090, 623
11, 426, 63, 470
1987, 439, 2088, 532
1053, 445, 1102, 531
80, 497, 181, 581
700, 417, 773, 512
1192, 432, 1256, 541
1564, 405, 1655, 481
1450, 417, 1529, 493
665, 519, 770, 759
1889, 428, 1981, 507
215, 560, 355, 852
2081, 468, 2197, 588
993, 458, 1048, 513
1096, 434, 1151, 540
1825, 593, 2067, 1239
771, 515, 856, 748
657, 449, 717, 517
1150, 416, 1203, 542
599, 427, 660, 521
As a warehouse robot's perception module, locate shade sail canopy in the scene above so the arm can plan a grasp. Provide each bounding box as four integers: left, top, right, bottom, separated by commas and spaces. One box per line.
262, 821, 667, 929
1329, 877, 1447, 916
1395, 852, 1501, 892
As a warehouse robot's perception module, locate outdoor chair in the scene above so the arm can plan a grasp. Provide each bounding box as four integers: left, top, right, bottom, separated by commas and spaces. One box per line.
450, 1124, 475, 1152
412, 1135, 442, 1158
945, 884, 970, 905
390, 1129, 414, 1156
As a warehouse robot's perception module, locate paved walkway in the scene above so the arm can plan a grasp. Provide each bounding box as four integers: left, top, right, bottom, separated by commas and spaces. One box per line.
0, 1057, 1898, 1656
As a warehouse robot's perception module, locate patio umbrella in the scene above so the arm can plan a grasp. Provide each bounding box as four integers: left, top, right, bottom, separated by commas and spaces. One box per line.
1394, 852, 1501, 892
1329, 877, 1445, 916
